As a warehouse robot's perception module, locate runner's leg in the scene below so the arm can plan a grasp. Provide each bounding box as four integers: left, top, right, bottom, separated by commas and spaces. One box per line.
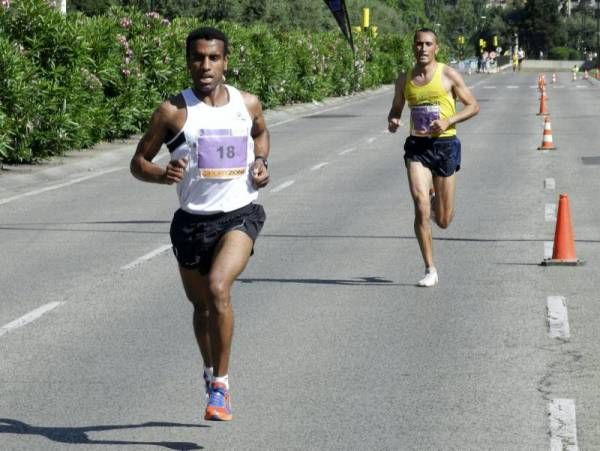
432, 173, 456, 229
178, 267, 213, 371
407, 161, 434, 269
207, 230, 254, 377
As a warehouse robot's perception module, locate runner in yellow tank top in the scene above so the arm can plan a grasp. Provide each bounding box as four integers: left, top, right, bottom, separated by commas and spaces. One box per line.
387, 28, 479, 287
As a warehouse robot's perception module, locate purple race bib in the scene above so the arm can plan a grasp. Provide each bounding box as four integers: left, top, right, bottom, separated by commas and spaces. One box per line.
410, 105, 440, 136
197, 129, 248, 179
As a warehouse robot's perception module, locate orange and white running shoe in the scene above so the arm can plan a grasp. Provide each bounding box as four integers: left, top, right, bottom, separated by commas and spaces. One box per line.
204, 382, 232, 421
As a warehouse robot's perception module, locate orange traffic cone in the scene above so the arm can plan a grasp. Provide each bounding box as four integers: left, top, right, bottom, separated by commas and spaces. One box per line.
537, 92, 549, 116
537, 116, 556, 150
541, 194, 583, 266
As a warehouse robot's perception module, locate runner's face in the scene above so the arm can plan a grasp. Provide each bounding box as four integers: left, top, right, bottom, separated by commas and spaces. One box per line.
413, 32, 438, 64
187, 39, 228, 94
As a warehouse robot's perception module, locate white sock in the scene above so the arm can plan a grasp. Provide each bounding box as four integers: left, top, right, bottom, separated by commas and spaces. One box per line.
203, 366, 214, 382
426, 266, 437, 274
214, 375, 229, 389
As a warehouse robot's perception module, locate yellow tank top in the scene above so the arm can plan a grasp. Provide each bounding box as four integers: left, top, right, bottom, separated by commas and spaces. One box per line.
404, 63, 456, 137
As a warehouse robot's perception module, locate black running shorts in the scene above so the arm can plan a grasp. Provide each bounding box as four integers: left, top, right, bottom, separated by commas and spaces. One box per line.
170, 203, 266, 274
404, 136, 461, 177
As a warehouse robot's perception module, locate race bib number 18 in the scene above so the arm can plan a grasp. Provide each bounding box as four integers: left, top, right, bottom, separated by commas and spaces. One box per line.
410, 105, 440, 136
197, 129, 248, 179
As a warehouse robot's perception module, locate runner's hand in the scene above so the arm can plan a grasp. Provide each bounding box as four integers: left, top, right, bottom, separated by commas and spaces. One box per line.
430, 119, 450, 135
251, 159, 270, 188
163, 157, 187, 184
388, 117, 401, 133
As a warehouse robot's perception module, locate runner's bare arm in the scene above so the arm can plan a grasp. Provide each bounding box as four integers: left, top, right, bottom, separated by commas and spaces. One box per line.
388, 73, 407, 133
243, 92, 270, 188
130, 100, 187, 185
445, 66, 479, 126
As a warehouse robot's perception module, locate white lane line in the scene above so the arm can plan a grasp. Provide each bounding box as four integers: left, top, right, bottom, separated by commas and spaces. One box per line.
545, 203, 557, 222
575, 85, 587, 88
530, 85, 539, 88
270, 180, 295, 193
547, 296, 570, 339
483, 86, 497, 89
544, 178, 556, 190
121, 244, 172, 270
0, 167, 123, 206
310, 162, 329, 171
549, 399, 578, 450
367, 137, 377, 144
545, 241, 554, 259
338, 147, 356, 155
507, 85, 519, 89
0, 302, 64, 338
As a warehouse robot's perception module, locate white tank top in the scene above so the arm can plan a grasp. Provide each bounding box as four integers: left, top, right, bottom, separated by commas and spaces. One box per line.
167, 85, 258, 214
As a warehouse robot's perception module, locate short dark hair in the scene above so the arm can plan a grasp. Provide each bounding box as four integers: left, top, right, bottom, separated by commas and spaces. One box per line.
186, 27, 229, 58
414, 28, 438, 43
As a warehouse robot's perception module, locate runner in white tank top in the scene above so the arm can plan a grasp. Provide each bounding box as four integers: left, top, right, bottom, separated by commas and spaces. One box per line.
130, 27, 270, 422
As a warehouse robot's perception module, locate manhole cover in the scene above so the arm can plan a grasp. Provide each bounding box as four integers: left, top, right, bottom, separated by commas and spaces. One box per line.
581, 156, 600, 165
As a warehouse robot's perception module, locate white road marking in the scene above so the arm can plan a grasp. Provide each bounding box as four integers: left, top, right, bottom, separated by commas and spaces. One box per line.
544, 178, 556, 190
338, 147, 356, 155
530, 85, 539, 88
547, 296, 570, 339
483, 86, 497, 89
270, 180, 295, 193
545, 241, 554, 259
0, 302, 64, 338
575, 85, 587, 88
121, 244, 172, 270
507, 85, 519, 89
367, 137, 377, 144
548, 399, 578, 450
310, 162, 329, 171
0, 167, 123, 206
545, 203, 557, 222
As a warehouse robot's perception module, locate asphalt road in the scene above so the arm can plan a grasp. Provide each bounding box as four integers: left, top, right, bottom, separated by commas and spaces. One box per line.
1, 71, 599, 450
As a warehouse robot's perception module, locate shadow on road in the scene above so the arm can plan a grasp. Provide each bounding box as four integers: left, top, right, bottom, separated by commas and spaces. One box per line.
0, 418, 206, 450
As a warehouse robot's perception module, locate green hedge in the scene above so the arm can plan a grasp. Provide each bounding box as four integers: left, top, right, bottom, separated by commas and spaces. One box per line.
0, 0, 412, 163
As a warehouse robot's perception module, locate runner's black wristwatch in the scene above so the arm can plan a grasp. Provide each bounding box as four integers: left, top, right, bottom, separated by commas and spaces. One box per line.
254, 156, 268, 169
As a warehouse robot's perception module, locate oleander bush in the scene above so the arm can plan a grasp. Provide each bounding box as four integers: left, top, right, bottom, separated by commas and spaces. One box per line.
0, 0, 412, 163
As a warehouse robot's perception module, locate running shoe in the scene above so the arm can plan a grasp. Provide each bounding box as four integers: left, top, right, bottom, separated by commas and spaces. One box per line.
417, 268, 438, 287
204, 382, 232, 421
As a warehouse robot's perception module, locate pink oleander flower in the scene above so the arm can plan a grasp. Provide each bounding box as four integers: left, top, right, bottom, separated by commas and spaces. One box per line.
121, 68, 131, 77
145, 11, 160, 19
124, 56, 131, 65
1, 0, 10, 8
116, 34, 128, 46
120, 17, 131, 28
161, 18, 170, 26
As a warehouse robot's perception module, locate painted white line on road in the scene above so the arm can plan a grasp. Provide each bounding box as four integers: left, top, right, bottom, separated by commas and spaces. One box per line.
367, 137, 377, 144
549, 399, 578, 450
547, 296, 570, 339
545, 241, 554, 259
554, 85, 566, 89
310, 162, 329, 171
545, 203, 557, 222
121, 244, 172, 270
0, 167, 123, 207
544, 178, 556, 190
507, 85, 520, 89
270, 180, 295, 193
0, 302, 64, 338
483, 86, 497, 89
575, 85, 587, 88
530, 85, 538, 88
338, 147, 356, 155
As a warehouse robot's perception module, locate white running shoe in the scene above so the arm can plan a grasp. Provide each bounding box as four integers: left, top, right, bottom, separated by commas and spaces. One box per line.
417, 268, 438, 287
